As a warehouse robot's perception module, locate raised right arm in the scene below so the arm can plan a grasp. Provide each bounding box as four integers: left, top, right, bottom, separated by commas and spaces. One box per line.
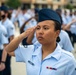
5, 27, 36, 54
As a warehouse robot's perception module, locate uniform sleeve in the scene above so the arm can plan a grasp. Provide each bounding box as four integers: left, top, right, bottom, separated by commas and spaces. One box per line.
65, 58, 76, 75
62, 16, 68, 24
8, 23, 15, 37
15, 45, 34, 62
1, 33, 8, 44
62, 33, 74, 52
0, 25, 8, 44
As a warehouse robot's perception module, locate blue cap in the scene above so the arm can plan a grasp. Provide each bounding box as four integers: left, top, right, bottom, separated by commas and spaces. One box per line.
38, 8, 62, 25
1, 6, 8, 11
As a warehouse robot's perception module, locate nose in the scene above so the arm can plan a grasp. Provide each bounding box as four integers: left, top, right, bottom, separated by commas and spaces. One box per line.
38, 28, 44, 34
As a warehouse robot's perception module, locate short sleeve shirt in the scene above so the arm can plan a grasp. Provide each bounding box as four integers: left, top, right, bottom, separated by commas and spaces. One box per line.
59, 30, 74, 51
15, 44, 76, 75
0, 24, 8, 49
1, 18, 15, 38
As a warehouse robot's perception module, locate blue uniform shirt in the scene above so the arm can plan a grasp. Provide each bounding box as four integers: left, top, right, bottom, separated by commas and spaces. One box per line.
15, 44, 76, 75
59, 30, 74, 51
0, 23, 8, 49
1, 18, 15, 39
24, 19, 37, 31
17, 13, 31, 28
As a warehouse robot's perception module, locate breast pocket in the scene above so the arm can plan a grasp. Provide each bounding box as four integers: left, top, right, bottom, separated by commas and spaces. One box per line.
50, 68, 64, 75
40, 65, 57, 75
48, 68, 57, 75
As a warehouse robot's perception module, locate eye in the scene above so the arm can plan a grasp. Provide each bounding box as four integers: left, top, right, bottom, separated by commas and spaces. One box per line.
36, 27, 40, 30
43, 27, 49, 30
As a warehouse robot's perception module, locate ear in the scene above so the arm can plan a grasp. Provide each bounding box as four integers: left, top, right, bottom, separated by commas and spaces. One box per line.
55, 30, 60, 38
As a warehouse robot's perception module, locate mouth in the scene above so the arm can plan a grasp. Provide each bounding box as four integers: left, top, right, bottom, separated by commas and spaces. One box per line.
38, 36, 43, 40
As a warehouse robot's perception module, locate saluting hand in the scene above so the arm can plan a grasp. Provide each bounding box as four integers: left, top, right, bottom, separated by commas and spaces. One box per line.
23, 26, 37, 38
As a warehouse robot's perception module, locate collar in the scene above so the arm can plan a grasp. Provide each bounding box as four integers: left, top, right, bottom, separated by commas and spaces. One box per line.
49, 44, 62, 61
32, 45, 42, 56
32, 44, 62, 61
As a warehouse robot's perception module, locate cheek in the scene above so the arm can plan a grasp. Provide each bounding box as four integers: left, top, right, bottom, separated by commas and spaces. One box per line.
45, 31, 56, 39
45, 30, 53, 36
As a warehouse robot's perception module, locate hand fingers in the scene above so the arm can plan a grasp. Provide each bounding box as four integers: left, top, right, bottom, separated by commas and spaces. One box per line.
24, 26, 37, 37
0, 64, 5, 71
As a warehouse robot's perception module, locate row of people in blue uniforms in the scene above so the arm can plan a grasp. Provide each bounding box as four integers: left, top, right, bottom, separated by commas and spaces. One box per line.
0, 5, 15, 75
56, 9, 76, 47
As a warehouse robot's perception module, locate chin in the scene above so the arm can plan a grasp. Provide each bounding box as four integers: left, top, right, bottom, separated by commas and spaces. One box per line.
38, 41, 46, 45
38, 41, 43, 44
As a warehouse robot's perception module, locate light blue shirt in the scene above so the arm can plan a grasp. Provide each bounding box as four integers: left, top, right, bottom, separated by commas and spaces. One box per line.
24, 19, 37, 31
0, 23, 8, 49
62, 15, 68, 25
67, 15, 76, 35
59, 30, 74, 51
18, 13, 31, 28
70, 24, 76, 35
15, 44, 76, 75
1, 18, 15, 39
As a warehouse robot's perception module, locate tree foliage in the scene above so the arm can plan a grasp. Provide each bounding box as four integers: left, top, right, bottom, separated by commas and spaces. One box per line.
6, 0, 21, 8
65, 3, 74, 9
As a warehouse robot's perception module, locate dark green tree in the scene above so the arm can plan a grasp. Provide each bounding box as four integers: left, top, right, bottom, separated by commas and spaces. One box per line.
65, 3, 74, 10
6, 0, 21, 9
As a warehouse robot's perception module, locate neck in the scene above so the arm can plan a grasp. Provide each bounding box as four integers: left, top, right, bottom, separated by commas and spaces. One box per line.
42, 42, 57, 60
